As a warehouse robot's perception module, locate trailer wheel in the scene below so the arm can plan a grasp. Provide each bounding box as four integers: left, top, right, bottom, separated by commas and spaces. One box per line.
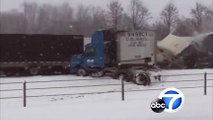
77, 68, 87, 76
29, 67, 39, 75
135, 72, 150, 85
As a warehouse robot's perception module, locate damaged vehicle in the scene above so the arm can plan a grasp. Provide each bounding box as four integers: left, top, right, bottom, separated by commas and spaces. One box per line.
157, 32, 213, 68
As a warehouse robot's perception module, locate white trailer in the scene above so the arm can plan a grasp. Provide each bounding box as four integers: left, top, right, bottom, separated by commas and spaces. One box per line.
104, 31, 157, 85
116, 31, 156, 66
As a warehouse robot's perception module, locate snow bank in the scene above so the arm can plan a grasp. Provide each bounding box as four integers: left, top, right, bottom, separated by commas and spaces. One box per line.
1, 69, 213, 120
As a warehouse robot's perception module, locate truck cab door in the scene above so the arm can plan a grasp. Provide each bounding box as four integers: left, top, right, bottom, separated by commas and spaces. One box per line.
81, 31, 105, 69
83, 46, 99, 68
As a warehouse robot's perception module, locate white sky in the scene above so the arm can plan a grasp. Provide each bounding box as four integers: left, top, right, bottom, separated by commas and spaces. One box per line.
1, 0, 213, 22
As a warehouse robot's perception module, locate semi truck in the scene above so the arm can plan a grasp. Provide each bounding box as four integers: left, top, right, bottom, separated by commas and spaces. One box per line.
0, 34, 83, 76
69, 30, 156, 85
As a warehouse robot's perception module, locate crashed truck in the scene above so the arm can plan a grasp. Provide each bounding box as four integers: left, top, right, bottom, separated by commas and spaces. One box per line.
157, 32, 213, 68
70, 30, 157, 85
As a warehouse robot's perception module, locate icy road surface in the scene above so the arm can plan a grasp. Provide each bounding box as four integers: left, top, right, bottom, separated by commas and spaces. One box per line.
0, 69, 213, 120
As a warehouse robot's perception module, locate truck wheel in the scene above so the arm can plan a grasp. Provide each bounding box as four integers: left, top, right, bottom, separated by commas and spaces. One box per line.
135, 72, 150, 85
77, 68, 87, 76
29, 67, 39, 75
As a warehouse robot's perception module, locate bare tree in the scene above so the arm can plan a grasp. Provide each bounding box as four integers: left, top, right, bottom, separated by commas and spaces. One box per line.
160, 2, 178, 34
106, 0, 123, 30
120, 13, 132, 30
128, 0, 151, 30
54, 3, 74, 34
191, 3, 205, 32
22, 2, 39, 33
90, 6, 107, 31
0, 11, 26, 33
73, 5, 93, 36
152, 21, 168, 40
36, 4, 58, 34
36, 3, 74, 34
174, 17, 194, 36
191, 2, 212, 32
202, 7, 213, 31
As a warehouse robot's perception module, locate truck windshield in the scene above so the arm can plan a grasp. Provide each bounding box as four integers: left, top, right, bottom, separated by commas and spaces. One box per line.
84, 47, 95, 57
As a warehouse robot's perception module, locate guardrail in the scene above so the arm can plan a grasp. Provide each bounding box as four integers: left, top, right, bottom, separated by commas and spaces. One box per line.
0, 72, 212, 107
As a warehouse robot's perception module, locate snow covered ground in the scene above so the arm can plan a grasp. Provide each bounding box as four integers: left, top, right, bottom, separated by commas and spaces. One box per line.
0, 69, 213, 120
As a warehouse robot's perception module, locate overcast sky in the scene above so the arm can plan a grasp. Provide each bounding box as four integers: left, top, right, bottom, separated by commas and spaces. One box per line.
1, 0, 213, 22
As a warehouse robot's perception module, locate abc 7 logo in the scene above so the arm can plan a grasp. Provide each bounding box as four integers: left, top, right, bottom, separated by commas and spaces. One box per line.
150, 88, 184, 113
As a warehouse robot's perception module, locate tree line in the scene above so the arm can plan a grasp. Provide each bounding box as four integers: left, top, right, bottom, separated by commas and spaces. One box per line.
0, 0, 212, 40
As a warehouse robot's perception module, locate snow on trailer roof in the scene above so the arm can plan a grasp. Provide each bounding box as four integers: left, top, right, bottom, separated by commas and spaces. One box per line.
157, 34, 193, 56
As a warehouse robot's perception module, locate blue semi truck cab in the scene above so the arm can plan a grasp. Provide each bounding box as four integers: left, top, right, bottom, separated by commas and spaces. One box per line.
70, 30, 156, 85
70, 31, 106, 75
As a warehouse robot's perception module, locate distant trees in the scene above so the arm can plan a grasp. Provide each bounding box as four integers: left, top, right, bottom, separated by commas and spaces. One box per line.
90, 6, 107, 31
190, 3, 206, 32
0, 2, 107, 36
128, 0, 151, 30
152, 21, 168, 40
37, 4, 59, 34
55, 3, 74, 34
202, 7, 213, 32
0, 1, 212, 38
0, 11, 25, 33
153, 2, 179, 40
190, 2, 213, 32
155, 1, 212, 40
106, 0, 123, 30
22, 2, 39, 33
160, 2, 178, 34
174, 17, 194, 36
74, 5, 92, 35
73, 5, 107, 36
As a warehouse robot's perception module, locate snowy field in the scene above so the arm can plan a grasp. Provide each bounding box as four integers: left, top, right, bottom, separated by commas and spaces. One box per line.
0, 69, 213, 120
